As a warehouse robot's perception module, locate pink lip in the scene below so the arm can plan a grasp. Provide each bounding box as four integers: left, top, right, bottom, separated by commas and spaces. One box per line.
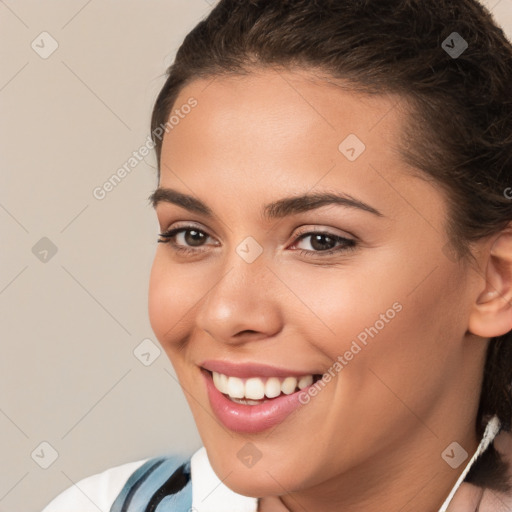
200, 359, 316, 378
202, 368, 313, 433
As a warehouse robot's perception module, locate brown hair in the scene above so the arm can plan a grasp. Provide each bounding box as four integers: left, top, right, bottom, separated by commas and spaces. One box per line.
151, 0, 512, 491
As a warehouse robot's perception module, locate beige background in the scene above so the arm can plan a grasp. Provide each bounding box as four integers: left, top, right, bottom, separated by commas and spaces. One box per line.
1, 1, 511, 511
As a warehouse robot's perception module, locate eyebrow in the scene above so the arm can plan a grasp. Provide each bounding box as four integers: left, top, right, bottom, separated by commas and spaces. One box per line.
148, 187, 384, 220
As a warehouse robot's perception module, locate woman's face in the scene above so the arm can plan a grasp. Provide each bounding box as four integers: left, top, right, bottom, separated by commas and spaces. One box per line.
148, 69, 487, 499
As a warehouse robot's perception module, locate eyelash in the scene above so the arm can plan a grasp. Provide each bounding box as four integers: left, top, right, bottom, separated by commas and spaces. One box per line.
157, 225, 357, 258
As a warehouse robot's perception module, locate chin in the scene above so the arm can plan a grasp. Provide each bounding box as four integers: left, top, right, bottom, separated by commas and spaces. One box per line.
221, 469, 293, 498
205, 446, 307, 497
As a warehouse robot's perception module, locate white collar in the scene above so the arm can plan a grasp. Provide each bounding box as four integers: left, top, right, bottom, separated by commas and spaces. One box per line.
190, 447, 258, 512
190, 415, 502, 512
438, 414, 501, 511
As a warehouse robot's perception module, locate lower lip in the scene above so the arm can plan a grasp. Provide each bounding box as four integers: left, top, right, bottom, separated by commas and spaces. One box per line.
203, 370, 309, 433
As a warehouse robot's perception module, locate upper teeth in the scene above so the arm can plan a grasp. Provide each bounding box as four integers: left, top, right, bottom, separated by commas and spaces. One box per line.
212, 371, 314, 400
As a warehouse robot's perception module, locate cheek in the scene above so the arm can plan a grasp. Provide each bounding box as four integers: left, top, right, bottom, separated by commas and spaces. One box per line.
337, 255, 468, 415
148, 252, 200, 348
279, 261, 404, 358
285, 249, 466, 395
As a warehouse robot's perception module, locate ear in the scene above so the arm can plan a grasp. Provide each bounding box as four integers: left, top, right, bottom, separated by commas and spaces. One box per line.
468, 226, 512, 338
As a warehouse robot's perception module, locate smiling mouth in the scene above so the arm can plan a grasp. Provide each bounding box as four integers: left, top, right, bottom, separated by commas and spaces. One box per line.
204, 369, 323, 404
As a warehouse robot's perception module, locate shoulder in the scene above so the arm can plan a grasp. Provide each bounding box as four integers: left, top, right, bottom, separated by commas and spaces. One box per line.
41, 454, 192, 512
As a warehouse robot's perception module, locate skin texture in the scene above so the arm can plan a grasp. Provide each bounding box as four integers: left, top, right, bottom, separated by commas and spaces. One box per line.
148, 68, 512, 512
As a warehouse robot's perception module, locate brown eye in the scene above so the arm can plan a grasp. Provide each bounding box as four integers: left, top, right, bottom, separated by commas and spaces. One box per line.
158, 226, 213, 253
290, 231, 357, 258
181, 229, 207, 247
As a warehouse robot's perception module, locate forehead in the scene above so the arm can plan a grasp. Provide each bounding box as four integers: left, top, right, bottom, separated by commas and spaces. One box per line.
158, 68, 441, 223
166, 68, 408, 154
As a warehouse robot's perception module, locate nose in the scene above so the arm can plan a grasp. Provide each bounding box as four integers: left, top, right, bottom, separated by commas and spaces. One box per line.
194, 250, 283, 345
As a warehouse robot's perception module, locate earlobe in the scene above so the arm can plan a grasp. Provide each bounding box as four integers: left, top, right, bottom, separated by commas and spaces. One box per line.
468, 227, 512, 338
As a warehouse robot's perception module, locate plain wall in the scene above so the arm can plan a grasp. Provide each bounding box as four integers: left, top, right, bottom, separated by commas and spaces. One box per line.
1, 1, 511, 511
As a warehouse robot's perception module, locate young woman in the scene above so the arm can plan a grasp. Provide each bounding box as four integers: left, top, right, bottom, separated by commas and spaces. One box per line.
42, 0, 512, 511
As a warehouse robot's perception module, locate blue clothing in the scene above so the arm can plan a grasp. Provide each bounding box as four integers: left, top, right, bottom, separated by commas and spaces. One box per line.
110, 456, 192, 512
